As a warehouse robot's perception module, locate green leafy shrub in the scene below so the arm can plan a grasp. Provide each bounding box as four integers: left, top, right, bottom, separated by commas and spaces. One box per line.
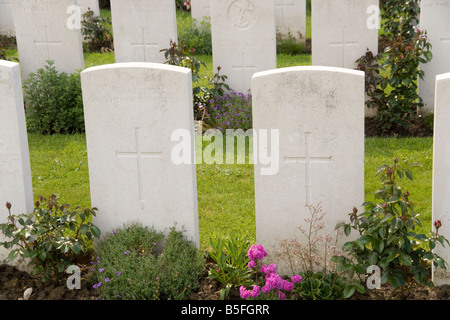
81, 9, 113, 53
208, 234, 253, 299
277, 33, 307, 55
91, 223, 205, 300
333, 158, 449, 299
0, 195, 100, 283
23, 60, 84, 134
161, 40, 229, 121
357, 0, 432, 134
178, 15, 213, 55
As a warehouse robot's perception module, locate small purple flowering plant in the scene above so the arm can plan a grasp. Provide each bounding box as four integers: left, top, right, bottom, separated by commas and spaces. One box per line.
204, 89, 252, 132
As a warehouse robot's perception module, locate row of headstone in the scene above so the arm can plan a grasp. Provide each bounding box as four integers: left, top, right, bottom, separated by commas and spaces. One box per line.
4, 0, 449, 113
192, 0, 306, 42
3, 56, 450, 284
0, 0, 99, 37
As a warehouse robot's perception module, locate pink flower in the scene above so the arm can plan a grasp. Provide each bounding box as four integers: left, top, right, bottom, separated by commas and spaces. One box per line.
240, 285, 261, 299
291, 274, 303, 283
248, 259, 257, 269
281, 280, 294, 291
247, 244, 267, 261
278, 291, 286, 300
260, 264, 277, 275
262, 273, 283, 293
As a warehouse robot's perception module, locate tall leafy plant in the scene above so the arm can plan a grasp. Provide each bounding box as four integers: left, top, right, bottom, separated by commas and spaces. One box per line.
333, 158, 449, 299
358, 0, 432, 134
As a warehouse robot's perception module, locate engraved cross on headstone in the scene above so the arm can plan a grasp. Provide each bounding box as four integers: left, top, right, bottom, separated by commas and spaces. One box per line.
232, 52, 256, 91
34, 26, 62, 60
441, 37, 450, 45
276, 0, 294, 27
284, 132, 333, 205
132, 27, 158, 61
116, 127, 162, 210
330, 27, 359, 68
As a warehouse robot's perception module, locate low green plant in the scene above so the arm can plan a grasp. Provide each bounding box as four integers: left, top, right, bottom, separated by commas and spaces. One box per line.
91, 223, 204, 300
0, 195, 100, 283
296, 270, 350, 300
0, 35, 18, 62
23, 60, 84, 134
178, 14, 213, 55
276, 33, 307, 55
81, 9, 113, 53
208, 234, 253, 299
333, 158, 449, 299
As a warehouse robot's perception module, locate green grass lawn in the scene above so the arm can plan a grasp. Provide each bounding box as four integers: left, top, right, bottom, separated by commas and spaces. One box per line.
27, 134, 434, 250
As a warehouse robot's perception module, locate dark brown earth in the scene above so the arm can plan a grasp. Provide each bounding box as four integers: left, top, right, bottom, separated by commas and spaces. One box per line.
365, 116, 433, 138
1, 257, 450, 301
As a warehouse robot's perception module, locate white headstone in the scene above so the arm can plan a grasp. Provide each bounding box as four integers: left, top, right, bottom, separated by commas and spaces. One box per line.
276, 0, 306, 41
210, 0, 277, 93
432, 72, 450, 286
110, 0, 178, 64
419, 0, 450, 114
191, 0, 211, 22
252, 66, 365, 275
0, 60, 34, 270
312, 0, 379, 69
12, 0, 85, 80
0, 0, 14, 36
81, 62, 199, 245
78, 0, 100, 17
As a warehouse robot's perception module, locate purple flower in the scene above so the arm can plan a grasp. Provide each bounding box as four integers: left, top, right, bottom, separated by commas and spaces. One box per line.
99, 268, 104, 272
248, 260, 257, 269
116, 271, 121, 276
124, 250, 130, 255
93, 282, 102, 289
105, 278, 110, 282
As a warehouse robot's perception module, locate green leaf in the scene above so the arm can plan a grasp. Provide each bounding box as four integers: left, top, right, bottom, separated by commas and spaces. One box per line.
399, 253, 412, 266
429, 240, 436, 250
379, 227, 387, 238
342, 241, 354, 252
344, 225, 351, 236
369, 251, 379, 265
405, 169, 413, 181
343, 285, 356, 299
90, 225, 101, 238
373, 239, 385, 253
39, 252, 47, 262
71, 242, 81, 254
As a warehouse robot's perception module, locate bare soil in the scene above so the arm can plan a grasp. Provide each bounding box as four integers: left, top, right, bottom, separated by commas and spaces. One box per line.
1, 258, 450, 301
365, 116, 433, 138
